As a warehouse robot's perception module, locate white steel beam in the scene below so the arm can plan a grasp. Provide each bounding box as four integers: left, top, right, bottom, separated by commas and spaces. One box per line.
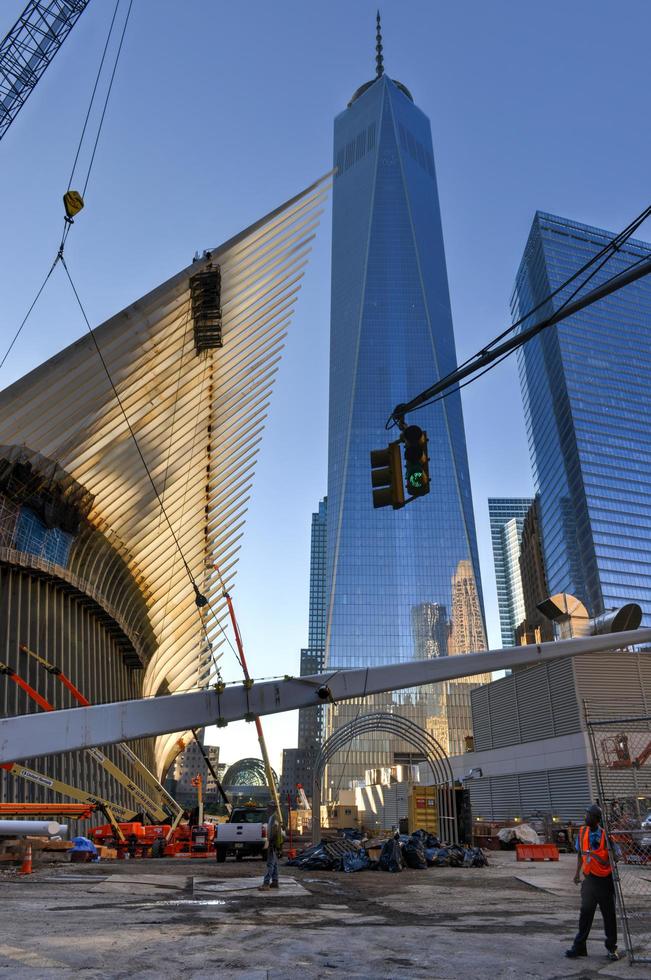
1, 629, 650, 765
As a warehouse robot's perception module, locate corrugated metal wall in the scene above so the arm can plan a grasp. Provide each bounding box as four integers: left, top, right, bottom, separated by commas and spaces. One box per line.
467, 651, 651, 821
0, 565, 155, 811
468, 765, 591, 821
471, 659, 580, 750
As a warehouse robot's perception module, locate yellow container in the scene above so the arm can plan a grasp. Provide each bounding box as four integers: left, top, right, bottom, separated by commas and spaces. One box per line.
408, 786, 438, 835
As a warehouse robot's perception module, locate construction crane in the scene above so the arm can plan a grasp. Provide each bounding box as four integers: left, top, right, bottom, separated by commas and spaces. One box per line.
0, 759, 137, 827
0, 0, 92, 143
1, 628, 650, 765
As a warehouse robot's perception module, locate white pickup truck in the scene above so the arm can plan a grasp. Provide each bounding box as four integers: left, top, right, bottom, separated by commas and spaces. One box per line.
214, 805, 268, 862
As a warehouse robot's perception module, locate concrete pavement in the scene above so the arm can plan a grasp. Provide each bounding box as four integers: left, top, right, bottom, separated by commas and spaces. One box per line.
0, 852, 647, 978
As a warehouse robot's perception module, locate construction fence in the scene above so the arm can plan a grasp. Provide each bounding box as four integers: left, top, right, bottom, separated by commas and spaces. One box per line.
585, 706, 651, 965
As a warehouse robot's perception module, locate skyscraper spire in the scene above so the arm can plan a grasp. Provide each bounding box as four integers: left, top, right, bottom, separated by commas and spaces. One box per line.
375, 10, 384, 78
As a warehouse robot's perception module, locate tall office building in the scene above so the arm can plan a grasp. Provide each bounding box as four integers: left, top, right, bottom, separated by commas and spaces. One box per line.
283, 498, 328, 800
515, 497, 554, 644
171, 737, 222, 807
488, 498, 533, 646
325, 21, 487, 789
514, 212, 651, 625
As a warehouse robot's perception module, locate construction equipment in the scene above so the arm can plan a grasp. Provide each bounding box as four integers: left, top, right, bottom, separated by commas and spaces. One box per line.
19, 643, 184, 830
0, 803, 94, 820
190, 728, 231, 814
0, 655, 168, 823
602, 734, 651, 770
191, 774, 204, 827
214, 567, 283, 832
0, 760, 137, 822
2, 628, 650, 764
0, 1, 93, 144
296, 784, 310, 810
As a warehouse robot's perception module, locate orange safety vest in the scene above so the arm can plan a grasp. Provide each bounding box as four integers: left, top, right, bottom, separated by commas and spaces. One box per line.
580, 826, 612, 877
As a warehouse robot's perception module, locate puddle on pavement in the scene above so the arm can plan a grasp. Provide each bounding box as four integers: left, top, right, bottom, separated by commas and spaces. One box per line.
131, 899, 227, 908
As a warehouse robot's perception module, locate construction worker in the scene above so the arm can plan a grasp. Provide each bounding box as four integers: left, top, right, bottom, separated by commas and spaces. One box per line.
566, 804, 619, 961
258, 806, 284, 891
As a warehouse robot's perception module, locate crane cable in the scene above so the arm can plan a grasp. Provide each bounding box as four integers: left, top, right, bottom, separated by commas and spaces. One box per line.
386, 203, 651, 427
1, 1, 235, 682
59, 255, 246, 677
0, 0, 134, 373
408, 221, 651, 416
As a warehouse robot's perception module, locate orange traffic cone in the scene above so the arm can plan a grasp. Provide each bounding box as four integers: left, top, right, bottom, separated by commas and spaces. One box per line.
19, 842, 33, 875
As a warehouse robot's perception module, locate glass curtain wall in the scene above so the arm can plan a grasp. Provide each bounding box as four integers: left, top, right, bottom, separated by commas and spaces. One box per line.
325, 74, 487, 792
513, 213, 651, 626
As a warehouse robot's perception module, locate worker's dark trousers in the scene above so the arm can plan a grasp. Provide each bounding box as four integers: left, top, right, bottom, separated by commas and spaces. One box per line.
263, 847, 279, 885
573, 874, 617, 952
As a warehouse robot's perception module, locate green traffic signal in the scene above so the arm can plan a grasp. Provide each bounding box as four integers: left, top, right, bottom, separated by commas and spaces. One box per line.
402, 425, 430, 498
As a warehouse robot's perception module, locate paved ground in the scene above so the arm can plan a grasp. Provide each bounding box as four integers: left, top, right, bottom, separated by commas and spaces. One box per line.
0, 852, 648, 978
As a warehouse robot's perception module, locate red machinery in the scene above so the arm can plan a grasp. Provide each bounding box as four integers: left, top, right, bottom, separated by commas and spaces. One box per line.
90, 820, 216, 859
602, 734, 651, 770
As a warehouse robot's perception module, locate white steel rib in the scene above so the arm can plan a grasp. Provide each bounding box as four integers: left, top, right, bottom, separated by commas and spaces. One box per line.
0, 174, 331, 776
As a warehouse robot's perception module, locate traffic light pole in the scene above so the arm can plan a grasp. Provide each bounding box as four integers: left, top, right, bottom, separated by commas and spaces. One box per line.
390, 251, 651, 424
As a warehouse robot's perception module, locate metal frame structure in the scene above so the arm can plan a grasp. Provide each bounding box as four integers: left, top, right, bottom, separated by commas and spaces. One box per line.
311, 711, 456, 843
0, 0, 91, 142
584, 703, 651, 965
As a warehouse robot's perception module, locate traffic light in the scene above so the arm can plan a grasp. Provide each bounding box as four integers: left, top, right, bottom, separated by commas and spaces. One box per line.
370, 440, 405, 509
402, 425, 429, 498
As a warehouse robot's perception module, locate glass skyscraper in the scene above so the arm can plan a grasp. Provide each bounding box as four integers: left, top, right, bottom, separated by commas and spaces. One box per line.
325, 33, 487, 790
488, 498, 533, 646
284, 497, 328, 801
513, 212, 651, 626
298, 497, 327, 755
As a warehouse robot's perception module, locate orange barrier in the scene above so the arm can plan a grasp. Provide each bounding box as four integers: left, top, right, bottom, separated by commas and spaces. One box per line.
516, 843, 559, 862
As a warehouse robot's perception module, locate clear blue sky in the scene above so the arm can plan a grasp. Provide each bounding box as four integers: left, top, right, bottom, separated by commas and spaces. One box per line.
1, 0, 649, 771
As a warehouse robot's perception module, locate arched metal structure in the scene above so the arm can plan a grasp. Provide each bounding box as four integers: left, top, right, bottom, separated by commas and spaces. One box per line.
312, 712, 457, 844
222, 757, 278, 789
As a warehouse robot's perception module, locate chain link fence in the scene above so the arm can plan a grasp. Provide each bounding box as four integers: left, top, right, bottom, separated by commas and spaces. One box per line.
585, 707, 651, 964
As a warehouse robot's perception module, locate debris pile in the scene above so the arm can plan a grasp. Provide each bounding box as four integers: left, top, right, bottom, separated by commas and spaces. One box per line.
286, 836, 365, 872
286, 830, 488, 873
497, 823, 540, 846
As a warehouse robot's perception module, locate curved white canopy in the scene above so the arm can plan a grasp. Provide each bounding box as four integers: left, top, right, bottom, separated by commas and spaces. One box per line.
0, 173, 331, 774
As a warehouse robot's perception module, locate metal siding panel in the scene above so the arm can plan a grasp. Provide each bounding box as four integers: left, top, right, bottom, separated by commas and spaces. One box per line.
515, 664, 554, 742
489, 773, 520, 820
547, 765, 592, 821
548, 658, 581, 735
517, 770, 552, 814
470, 685, 492, 750
577, 652, 650, 721
488, 676, 520, 748
467, 778, 492, 819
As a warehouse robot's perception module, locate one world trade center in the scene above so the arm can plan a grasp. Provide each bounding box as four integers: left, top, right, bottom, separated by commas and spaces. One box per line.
325, 17, 488, 792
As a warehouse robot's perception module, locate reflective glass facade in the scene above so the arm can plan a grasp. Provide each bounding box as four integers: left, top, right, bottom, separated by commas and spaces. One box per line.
325, 74, 486, 790
488, 498, 532, 646
307, 497, 327, 649
513, 213, 651, 625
